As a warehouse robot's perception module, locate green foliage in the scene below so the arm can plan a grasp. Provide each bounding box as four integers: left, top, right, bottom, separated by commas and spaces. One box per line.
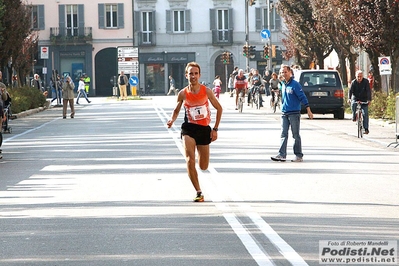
371, 90, 399, 120
7, 86, 47, 114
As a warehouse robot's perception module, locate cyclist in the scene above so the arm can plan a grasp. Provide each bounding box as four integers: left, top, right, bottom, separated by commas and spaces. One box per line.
234, 69, 248, 110
247, 69, 264, 107
348, 70, 372, 134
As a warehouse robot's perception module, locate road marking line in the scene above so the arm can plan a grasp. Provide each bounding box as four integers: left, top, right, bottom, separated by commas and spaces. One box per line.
248, 212, 309, 266
156, 104, 308, 266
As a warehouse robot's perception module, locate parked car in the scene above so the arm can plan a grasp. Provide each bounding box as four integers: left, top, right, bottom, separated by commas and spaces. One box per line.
295, 70, 345, 119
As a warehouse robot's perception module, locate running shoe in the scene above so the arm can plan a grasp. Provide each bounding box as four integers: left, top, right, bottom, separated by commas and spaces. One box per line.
193, 193, 204, 202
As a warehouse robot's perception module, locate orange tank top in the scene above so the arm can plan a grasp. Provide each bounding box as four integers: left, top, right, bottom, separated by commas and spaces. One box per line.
183, 85, 211, 126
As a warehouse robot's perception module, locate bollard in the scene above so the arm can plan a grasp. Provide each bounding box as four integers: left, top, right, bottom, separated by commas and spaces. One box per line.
387, 95, 399, 147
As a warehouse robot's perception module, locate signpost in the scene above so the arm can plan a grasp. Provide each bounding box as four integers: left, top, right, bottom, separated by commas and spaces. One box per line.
378, 56, 391, 94
129, 76, 139, 96
117, 47, 139, 75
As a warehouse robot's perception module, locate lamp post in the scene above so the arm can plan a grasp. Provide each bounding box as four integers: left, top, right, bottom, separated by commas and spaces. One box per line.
245, 0, 249, 72
267, 0, 272, 71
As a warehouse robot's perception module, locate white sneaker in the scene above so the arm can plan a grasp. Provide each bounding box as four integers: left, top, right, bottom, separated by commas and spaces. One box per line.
291, 157, 303, 162
271, 155, 286, 162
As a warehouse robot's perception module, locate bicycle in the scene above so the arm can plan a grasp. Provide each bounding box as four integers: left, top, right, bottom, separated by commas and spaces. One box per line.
238, 90, 245, 113
355, 101, 368, 138
252, 85, 261, 109
270, 89, 280, 113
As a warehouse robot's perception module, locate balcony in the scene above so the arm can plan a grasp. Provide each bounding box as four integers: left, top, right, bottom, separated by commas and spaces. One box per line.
137, 31, 156, 46
50, 27, 92, 45
212, 29, 233, 46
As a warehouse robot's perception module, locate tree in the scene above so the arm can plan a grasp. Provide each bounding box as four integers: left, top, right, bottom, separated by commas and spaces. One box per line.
310, 0, 357, 86
0, 0, 33, 85
342, 0, 399, 92
277, 0, 333, 69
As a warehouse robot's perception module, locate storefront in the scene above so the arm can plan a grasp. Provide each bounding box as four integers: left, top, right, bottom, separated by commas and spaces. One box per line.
139, 52, 195, 94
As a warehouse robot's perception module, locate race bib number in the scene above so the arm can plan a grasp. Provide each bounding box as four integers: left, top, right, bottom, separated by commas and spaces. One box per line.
189, 105, 208, 121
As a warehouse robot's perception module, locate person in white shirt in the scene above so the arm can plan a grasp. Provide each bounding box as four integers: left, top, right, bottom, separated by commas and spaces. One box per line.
76, 77, 91, 104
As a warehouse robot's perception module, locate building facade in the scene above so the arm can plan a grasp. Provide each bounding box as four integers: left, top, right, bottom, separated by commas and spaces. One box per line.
30, 0, 287, 96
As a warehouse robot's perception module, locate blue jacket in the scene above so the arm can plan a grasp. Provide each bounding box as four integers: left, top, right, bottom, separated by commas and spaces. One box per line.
281, 78, 309, 114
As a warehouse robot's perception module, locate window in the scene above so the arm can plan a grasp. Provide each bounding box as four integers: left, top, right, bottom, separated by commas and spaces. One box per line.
99, 4, 124, 29
217, 9, 229, 42
106, 4, 118, 28
263, 6, 281, 31
173, 10, 185, 32
31, 5, 44, 30
166, 10, 191, 33
142, 11, 153, 44
66, 5, 78, 36
210, 8, 233, 44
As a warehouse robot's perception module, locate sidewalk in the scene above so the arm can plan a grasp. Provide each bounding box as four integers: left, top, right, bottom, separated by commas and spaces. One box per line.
218, 92, 399, 149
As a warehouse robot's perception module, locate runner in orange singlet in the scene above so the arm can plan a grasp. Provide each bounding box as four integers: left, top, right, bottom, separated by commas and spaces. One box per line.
167, 62, 223, 202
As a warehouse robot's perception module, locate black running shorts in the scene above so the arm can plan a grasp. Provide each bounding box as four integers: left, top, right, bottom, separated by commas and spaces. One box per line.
181, 122, 212, 145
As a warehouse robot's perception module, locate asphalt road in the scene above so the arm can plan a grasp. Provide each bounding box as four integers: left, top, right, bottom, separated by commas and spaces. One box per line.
0, 94, 398, 266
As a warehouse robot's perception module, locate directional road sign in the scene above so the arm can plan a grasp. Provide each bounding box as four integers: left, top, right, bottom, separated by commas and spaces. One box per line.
129, 76, 139, 86
260, 29, 271, 39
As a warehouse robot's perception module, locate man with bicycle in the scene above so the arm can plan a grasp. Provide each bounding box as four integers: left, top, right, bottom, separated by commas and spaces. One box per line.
247, 69, 264, 107
348, 70, 372, 134
234, 69, 248, 110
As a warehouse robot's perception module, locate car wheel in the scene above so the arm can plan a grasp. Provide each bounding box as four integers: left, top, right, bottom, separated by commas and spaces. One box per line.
334, 109, 345, 119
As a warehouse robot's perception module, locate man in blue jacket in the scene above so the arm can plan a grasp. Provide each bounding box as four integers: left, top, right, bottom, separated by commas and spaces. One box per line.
271, 65, 313, 162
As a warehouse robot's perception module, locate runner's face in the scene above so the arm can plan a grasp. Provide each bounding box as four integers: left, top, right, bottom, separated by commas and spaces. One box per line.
186, 66, 200, 85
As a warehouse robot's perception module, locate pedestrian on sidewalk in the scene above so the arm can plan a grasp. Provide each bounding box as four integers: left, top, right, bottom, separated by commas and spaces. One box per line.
62, 76, 75, 119
76, 77, 91, 104
167, 62, 223, 202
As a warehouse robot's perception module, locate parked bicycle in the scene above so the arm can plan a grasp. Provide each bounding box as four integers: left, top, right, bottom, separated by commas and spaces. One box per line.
355, 101, 368, 138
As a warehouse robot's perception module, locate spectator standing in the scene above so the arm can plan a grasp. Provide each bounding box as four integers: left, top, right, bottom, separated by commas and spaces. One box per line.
83, 73, 91, 96
0, 82, 9, 159
62, 76, 75, 119
271, 65, 313, 162
228, 74, 234, 97
118, 71, 128, 100
367, 71, 374, 90
31, 74, 42, 91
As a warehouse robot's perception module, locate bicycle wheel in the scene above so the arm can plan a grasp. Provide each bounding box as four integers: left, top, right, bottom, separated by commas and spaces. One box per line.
238, 97, 243, 113
255, 92, 260, 109
357, 111, 363, 138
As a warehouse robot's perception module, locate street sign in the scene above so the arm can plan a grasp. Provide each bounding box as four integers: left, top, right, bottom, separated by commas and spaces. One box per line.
260, 29, 271, 39
40, 46, 49, 59
378, 56, 391, 75
129, 76, 139, 86
118, 47, 139, 75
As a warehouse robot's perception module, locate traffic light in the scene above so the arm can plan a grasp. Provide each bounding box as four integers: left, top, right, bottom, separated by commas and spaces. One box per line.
263, 45, 269, 59
272, 45, 276, 58
221, 52, 231, 64
242, 45, 249, 57
249, 0, 256, 6
249, 45, 256, 57
221, 52, 226, 63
